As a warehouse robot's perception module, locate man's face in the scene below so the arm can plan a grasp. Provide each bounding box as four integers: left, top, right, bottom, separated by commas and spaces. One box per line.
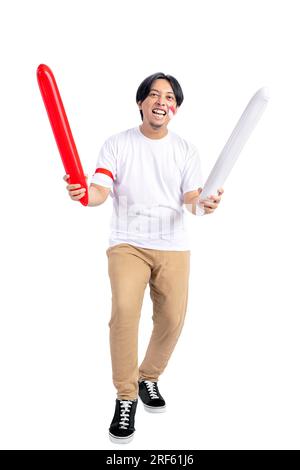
138, 79, 178, 129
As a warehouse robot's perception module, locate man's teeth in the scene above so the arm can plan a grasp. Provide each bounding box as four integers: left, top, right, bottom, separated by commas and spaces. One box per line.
153, 109, 166, 115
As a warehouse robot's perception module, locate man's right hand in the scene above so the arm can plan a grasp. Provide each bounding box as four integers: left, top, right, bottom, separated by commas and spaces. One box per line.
63, 174, 88, 201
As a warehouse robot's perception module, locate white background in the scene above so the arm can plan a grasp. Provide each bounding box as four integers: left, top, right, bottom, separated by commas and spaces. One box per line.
0, 0, 299, 450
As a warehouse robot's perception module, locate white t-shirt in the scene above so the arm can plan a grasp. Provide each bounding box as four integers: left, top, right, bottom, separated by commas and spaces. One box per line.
90, 126, 203, 250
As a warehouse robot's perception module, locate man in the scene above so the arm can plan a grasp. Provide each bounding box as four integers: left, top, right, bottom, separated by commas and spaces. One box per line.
64, 72, 224, 444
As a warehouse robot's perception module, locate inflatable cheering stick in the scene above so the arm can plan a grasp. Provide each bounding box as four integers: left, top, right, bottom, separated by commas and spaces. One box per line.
196, 87, 270, 215
37, 64, 88, 206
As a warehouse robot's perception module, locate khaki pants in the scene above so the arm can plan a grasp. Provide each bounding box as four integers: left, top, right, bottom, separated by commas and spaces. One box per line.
106, 243, 190, 400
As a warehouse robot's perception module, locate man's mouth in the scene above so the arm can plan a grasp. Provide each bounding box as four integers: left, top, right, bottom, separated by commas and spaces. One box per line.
152, 108, 167, 119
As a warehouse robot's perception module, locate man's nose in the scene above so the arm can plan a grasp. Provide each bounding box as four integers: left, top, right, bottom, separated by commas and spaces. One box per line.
156, 95, 167, 106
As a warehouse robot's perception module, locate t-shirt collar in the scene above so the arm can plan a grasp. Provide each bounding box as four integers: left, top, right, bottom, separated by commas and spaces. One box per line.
136, 125, 170, 142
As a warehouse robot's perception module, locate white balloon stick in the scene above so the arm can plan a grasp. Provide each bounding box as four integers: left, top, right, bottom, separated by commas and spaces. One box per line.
196, 87, 270, 215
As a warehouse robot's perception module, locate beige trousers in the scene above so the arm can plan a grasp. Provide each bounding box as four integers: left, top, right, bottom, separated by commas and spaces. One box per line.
106, 243, 190, 400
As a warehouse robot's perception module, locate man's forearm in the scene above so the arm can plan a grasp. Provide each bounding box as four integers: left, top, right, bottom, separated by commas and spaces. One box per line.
87, 186, 108, 207
184, 195, 202, 215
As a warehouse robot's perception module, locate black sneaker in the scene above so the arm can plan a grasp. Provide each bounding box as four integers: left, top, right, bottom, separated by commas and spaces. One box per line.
138, 380, 166, 413
109, 399, 138, 444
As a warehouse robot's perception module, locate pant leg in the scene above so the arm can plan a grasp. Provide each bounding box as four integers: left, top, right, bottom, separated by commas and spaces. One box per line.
138, 249, 190, 382
106, 243, 151, 400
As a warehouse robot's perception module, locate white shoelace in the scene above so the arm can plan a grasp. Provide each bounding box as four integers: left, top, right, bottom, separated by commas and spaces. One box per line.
144, 380, 160, 399
119, 400, 133, 429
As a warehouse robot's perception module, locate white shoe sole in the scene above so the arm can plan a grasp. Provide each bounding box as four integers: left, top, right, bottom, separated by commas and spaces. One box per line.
143, 403, 166, 413
109, 431, 134, 444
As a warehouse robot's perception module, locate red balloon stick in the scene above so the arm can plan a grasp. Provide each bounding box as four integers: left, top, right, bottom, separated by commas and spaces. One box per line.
37, 64, 88, 206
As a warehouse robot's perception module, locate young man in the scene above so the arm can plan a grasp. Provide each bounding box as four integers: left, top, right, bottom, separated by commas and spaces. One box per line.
64, 72, 224, 444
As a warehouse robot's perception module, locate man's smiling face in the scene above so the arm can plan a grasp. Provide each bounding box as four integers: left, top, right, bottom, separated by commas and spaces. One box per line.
138, 79, 177, 130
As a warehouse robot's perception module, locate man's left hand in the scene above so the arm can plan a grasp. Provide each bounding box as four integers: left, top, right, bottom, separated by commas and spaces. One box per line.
198, 187, 224, 214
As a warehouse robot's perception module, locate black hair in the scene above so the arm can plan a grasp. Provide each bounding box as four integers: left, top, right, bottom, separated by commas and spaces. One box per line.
136, 72, 184, 121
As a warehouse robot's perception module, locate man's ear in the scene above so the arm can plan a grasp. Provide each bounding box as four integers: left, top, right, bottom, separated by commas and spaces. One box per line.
137, 100, 142, 110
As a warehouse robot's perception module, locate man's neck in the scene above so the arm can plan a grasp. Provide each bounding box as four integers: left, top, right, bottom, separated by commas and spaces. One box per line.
139, 123, 168, 140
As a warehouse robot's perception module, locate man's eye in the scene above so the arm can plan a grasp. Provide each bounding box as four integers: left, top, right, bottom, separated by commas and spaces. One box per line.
150, 92, 158, 97
167, 96, 174, 101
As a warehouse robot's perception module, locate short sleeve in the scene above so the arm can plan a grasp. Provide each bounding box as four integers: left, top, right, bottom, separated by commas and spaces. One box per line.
90, 138, 116, 191
181, 145, 203, 194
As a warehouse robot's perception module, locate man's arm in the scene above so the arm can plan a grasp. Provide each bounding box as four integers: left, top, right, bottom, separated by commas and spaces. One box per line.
183, 189, 202, 215
88, 183, 110, 207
